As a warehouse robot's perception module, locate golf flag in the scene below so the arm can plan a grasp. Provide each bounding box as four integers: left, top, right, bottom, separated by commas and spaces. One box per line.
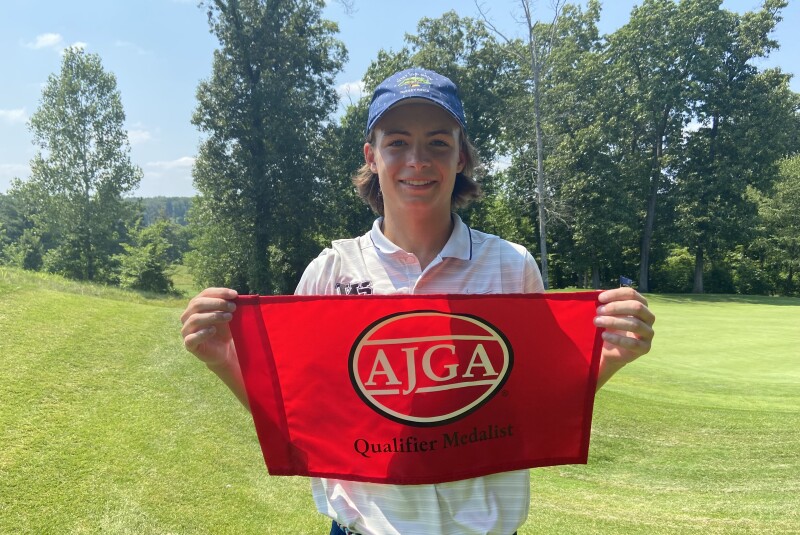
229, 292, 603, 485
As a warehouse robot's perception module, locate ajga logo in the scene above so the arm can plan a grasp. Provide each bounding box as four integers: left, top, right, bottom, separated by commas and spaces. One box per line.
397, 74, 431, 89
349, 311, 513, 427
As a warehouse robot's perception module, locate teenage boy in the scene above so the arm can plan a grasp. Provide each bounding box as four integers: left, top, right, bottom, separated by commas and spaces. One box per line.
181, 68, 655, 535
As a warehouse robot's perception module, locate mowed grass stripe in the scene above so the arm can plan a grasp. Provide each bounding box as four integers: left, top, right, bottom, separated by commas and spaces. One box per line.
1, 267, 798, 534
0, 269, 325, 534
612, 295, 800, 412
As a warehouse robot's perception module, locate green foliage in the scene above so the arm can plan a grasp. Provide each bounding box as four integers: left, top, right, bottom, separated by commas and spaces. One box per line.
116, 220, 178, 294
0, 193, 24, 250
651, 247, 693, 293
673, 0, 795, 292
752, 155, 800, 296
313, 114, 375, 241
604, 0, 714, 290
42, 234, 122, 284
476, 174, 536, 248
184, 195, 250, 291
12, 47, 141, 283
2, 228, 44, 271
728, 247, 772, 296
191, 0, 346, 294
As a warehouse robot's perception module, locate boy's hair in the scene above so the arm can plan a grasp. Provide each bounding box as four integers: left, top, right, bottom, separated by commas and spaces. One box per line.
352, 128, 482, 216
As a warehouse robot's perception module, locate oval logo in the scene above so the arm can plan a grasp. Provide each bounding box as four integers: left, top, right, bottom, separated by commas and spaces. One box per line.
349, 311, 513, 427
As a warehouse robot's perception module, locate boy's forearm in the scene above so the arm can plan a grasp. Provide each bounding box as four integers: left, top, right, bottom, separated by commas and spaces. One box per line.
596, 356, 626, 392
206, 344, 250, 410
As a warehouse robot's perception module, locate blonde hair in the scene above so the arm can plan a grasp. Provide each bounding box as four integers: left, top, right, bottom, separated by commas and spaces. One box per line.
352, 128, 482, 216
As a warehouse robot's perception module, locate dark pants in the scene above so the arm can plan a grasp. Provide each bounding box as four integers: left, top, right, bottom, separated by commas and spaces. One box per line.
330, 520, 516, 535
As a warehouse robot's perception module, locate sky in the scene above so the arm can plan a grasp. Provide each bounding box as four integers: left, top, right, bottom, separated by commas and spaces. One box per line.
1, 0, 797, 198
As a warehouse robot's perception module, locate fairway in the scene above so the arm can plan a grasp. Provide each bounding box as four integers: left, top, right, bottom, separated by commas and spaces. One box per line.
1, 267, 798, 534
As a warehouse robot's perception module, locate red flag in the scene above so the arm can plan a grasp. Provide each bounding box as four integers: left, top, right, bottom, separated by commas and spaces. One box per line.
229, 292, 602, 485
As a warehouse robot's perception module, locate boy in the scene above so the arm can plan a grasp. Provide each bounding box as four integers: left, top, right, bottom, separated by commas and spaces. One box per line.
180, 68, 655, 534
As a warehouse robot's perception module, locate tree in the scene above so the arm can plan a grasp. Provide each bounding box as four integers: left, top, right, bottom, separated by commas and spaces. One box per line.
477, 1, 567, 290
674, 0, 793, 293
116, 220, 178, 294
0, 187, 46, 270
15, 47, 141, 282
191, 0, 346, 294
755, 155, 800, 295
533, 1, 643, 289
0, 193, 24, 256
605, 0, 717, 292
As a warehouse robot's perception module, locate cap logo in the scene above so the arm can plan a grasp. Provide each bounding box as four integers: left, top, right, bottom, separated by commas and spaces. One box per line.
397, 74, 432, 89
349, 311, 513, 427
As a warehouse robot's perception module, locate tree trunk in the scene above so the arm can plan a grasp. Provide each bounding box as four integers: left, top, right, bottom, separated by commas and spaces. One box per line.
86, 228, 94, 281
639, 169, 658, 293
532, 37, 549, 290
251, 224, 270, 295
693, 247, 704, 293
591, 265, 600, 289
639, 118, 667, 293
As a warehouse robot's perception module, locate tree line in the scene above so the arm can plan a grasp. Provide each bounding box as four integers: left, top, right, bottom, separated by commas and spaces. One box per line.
1, 0, 798, 296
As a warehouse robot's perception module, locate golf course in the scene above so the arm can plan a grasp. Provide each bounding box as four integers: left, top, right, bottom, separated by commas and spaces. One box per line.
1, 266, 798, 534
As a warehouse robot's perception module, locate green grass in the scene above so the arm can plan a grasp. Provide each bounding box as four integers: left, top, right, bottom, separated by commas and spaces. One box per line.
0, 267, 798, 534
524, 293, 800, 534
0, 268, 325, 534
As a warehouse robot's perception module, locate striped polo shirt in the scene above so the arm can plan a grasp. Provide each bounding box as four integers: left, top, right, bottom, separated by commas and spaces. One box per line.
295, 214, 544, 535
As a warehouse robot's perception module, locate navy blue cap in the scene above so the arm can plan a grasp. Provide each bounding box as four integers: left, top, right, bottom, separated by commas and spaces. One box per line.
366, 68, 467, 136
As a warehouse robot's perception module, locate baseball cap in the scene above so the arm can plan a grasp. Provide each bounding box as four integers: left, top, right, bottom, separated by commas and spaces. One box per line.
365, 68, 467, 136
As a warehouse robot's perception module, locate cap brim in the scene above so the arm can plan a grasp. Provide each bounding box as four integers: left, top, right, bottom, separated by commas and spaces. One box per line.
370, 97, 464, 134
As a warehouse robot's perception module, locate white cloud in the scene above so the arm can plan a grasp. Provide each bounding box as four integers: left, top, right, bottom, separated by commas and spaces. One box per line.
24, 33, 88, 55
336, 80, 366, 105
0, 108, 27, 124
136, 156, 196, 197
26, 33, 63, 50
128, 129, 152, 146
145, 156, 195, 170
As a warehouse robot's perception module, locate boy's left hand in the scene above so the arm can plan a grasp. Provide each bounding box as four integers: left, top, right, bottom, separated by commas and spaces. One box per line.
594, 287, 655, 365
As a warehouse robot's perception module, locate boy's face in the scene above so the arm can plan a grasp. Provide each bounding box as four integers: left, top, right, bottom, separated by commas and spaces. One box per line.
364, 102, 465, 218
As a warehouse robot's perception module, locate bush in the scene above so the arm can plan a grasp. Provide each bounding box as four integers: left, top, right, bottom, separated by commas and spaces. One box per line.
651, 247, 693, 293
729, 248, 771, 295
2, 229, 43, 271
702, 259, 736, 294
116, 222, 176, 294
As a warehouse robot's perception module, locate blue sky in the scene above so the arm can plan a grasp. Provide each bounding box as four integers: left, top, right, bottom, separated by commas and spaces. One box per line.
1, 0, 797, 198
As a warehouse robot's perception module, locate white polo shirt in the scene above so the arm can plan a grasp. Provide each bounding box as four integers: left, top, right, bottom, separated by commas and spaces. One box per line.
295, 214, 545, 535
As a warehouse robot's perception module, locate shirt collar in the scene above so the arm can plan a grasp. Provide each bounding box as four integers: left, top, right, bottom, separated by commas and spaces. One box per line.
369, 213, 472, 261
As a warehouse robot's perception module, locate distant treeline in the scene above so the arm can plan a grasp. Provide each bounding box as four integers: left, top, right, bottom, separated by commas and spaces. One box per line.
131, 197, 193, 226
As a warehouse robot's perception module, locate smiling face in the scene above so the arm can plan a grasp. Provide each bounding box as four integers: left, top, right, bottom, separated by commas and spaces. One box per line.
364, 101, 466, 220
